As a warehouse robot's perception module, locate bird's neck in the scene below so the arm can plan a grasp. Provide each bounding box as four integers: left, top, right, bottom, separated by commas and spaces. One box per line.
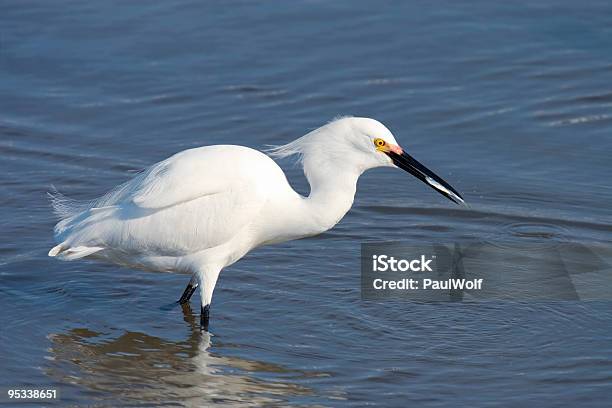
300, 161, 361, 234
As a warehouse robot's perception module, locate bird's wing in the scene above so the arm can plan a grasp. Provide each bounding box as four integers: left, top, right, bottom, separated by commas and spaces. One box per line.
131, 147, 230, 209
54, 145, 282, 258
118, 146, 276, 254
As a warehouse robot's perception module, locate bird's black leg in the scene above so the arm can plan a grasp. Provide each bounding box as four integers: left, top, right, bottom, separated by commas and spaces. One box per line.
201, 304, 210, 332
177, 275, 199, 305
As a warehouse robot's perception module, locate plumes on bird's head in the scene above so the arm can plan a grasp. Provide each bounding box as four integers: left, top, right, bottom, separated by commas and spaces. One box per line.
265, 137, 307, 165
266, 116, 355, 165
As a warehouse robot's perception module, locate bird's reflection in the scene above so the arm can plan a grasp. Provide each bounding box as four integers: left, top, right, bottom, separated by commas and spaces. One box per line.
44, 305, 323, 407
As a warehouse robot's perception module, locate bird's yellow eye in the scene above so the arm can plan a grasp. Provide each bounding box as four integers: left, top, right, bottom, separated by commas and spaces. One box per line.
374, 138, 386, 148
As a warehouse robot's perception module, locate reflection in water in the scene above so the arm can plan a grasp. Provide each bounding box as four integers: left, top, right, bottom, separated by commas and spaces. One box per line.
45, 306, 325, 407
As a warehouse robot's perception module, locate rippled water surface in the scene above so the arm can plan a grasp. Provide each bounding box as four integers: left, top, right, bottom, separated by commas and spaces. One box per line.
2, 1, 612, 406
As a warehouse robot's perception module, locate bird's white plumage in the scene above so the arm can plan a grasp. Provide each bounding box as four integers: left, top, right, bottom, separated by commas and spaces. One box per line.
49, 117, 459, 312
51, 145, 295, 269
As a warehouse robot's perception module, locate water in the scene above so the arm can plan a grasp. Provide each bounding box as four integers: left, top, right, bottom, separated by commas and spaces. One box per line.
2, 1, 612, 406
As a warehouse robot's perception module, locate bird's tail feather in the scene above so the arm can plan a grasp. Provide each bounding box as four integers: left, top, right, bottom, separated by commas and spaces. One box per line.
48, 187, 90, 221
48, 186, 94, 235
48, 187, 106, 260
48, 244, 103, 260
48, 244, 64, 257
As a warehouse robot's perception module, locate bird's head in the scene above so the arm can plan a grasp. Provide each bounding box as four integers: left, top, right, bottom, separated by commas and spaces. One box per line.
268, 117, 464, 205
344, 117, 464, 204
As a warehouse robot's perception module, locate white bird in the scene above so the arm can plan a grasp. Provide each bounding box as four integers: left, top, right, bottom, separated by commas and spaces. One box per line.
49, 117, 464, 331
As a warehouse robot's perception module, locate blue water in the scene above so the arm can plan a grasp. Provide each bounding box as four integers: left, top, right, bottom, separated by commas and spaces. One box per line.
2, 1, 612, 406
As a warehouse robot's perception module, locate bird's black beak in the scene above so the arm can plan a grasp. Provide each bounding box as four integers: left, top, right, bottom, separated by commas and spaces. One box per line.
386, 150, 465, 205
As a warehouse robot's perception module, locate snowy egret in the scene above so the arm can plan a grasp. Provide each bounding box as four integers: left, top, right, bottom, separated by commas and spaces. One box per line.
49, 117, 464, 331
